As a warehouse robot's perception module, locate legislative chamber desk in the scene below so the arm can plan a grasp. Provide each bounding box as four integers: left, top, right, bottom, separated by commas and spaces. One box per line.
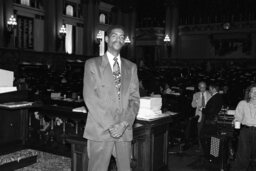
0, 91, 32, 149
0, 95, 172, 171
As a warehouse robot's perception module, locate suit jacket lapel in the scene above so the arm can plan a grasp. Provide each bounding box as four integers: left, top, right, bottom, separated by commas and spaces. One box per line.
99, 54, 118, 98
120, 58, 131, 102
99, 54, 132, 107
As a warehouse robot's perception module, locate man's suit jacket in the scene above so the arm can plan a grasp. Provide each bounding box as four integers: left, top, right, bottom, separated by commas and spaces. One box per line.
202, 93, 223, 122
191, 91, 211, 122
83, 54, 140, 142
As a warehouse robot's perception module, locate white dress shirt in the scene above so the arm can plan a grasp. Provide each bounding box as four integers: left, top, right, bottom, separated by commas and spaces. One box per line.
106, 51, 121, 72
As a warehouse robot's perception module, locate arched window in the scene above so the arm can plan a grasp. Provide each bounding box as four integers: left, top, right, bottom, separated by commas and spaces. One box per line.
99, 13, 106, 24
65, 24, 73, 54
21, 0, 30, 6
66, 5, 74, 17
98, 30, 105, 56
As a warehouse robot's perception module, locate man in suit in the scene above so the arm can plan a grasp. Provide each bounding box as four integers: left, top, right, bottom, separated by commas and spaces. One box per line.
191, 81, 211, 151
189, 83, 223, 169
201, 83, 223, 158
83, 25, 140, 171
202, 83, 223, 125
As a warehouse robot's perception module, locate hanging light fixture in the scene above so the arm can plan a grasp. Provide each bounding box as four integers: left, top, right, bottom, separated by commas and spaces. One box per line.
124, 36, 131, 44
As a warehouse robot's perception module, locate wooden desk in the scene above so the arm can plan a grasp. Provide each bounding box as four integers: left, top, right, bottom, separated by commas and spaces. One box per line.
136, 117, 172, 171
0, 104, 32, 148
0, 91, 32, 149
67, 116, 172, 171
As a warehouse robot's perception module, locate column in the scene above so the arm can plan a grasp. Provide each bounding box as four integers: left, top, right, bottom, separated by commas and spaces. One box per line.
111, 7, 119, 25
56, 0, 64, 53
44, 0, 57, 52
3, 0, 14, 48
0, 0, 4, 47
123, 12, 130, 58
130, 7, 136, 61
164, 3, 171, 58
83, 0, 98, 56
170, 0, 179, 58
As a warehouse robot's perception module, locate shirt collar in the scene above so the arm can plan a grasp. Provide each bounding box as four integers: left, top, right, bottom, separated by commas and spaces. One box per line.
212, 92, 218, 96
106, 51, 121, 61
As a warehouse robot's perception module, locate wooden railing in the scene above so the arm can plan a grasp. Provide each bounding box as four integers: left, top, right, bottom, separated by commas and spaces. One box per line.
0, 48, 94, 72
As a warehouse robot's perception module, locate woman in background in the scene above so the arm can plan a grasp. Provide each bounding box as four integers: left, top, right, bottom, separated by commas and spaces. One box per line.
231, 84, 256, 171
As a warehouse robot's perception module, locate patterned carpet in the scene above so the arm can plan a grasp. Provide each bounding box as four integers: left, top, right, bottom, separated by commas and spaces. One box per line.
16, 151, 71, 171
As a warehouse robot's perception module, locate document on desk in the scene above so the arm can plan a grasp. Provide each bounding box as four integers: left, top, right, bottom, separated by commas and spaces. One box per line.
0, 87, 17, 94
0, 101, 33, 108
72, 106, 87, 113
136, 112, 175, 121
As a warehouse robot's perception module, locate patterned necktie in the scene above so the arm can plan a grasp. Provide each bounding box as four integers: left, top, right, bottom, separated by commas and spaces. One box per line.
202, 92, 205, 107
113, 57, 121, 99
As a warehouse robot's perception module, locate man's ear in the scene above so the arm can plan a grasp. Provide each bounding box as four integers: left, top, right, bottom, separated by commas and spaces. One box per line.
105, 36, 109, 43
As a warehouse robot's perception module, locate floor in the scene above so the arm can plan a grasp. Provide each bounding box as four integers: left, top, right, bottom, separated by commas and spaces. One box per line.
16, 151, 71, 171
11, 143, 228, 171
169, 144, 207, 171
11, 145, 210, 171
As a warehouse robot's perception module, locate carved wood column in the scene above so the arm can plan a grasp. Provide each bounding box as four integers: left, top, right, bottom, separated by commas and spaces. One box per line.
3, 0, 14, 48
130, 7, 136, 60
165, 0, 179, 58
164, 3, 171, 58
0, 0, 4, 47
170, 0, 179, 58
56, 0, 64, 53
82, 0, 99, 56
44, 0, 57, 52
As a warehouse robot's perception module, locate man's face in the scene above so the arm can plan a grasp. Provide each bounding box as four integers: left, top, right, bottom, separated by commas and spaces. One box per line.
105, 28, 125, 53
198, 83, 206, 92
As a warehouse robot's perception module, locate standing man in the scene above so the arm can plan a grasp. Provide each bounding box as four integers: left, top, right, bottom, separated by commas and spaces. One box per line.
201, 83, 223, 158
190, 83, 223, 169
191, 81, 211, 151
83, 25, 140, 171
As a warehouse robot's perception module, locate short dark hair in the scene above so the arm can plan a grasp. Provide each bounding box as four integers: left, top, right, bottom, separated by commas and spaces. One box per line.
106, 25, 125, 37
209, 83, 219, 92
244, 83, 256, 102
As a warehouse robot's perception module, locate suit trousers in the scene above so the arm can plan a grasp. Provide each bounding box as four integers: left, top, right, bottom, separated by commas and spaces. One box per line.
87, 139, 131, 171
197, 121, 204, 153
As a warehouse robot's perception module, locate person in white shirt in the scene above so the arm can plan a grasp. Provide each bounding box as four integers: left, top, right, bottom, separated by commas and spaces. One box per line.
191, 81, 211, 151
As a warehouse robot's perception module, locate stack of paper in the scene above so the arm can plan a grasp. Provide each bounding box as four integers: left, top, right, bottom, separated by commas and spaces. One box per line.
137, 96, 163, 120
0, 101, 33, 108
0, 69, 16, 94
139, 96, 162, 111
